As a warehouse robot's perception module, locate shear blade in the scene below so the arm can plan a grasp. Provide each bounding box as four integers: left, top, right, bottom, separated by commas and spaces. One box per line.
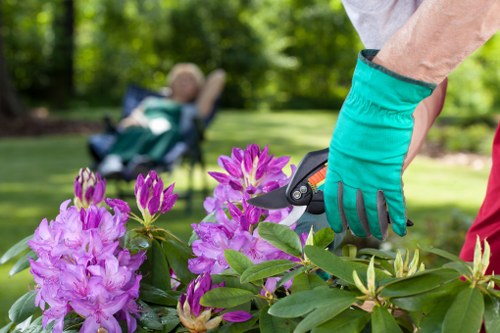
280, 206, 307, 226
247, 186, 290, 209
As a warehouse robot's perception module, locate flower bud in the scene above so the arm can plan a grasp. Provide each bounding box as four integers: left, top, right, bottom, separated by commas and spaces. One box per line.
74, 168, 106, 209
134, 171, 177, 226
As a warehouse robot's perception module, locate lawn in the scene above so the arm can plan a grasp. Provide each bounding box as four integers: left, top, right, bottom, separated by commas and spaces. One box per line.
0, 109, 491, 324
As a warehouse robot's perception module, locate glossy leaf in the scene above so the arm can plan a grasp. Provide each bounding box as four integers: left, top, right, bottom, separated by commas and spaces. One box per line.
225, 249, 254, 275
0, 235, 32, 264
278, 266, 306, 288
291, 272, 327, 293
484, 295, 500, 333
304, 245, 389, 285
379, 268, 460, 298
200, 287, 254, 308
312, 308, 370, 333
258, 222, 303, 257
139, 283, 180, 306
138, 301, 163, 330
219, 315, 258, 333
312, 228, 335, 249
8, 290, 37, 323
122, 230, 150, 253
140, 239, 171, 291
240, 260, 296, 284
371, 306, 403, 333
391, 280, 463, 312
269, 287, 356, 318
9, 251, 37, 276
357, 248, 396, 260
442, 287, 484, 333
294, 293, 358, 333
163, 237, 195, 284
155, 306, 180, 332
259, 307, 297, 333
0, 322, 13, 333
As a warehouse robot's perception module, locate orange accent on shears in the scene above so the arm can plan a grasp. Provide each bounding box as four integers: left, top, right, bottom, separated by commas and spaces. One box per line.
307, 165, 327, 187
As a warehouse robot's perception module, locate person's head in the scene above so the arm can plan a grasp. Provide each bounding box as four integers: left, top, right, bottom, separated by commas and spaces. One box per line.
167, 63, 205, 103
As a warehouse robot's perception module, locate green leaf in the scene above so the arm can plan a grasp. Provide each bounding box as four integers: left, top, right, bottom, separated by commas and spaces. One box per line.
312, 308, 370, 333
291, 272, 327, 293
8, 290, 37, 323
138, 301, 163, 330
258, 222, 303, 257
418, 292, 459, 333
379, 268, 461, 298
484, 295, 500, 333
200, 287, 254, 308
278, 266, 306, 288
371, 306, 403, 333
420, 245, 471, 274
154, 306, 180, 332
442, 287, 484, 333
357, 248, 396, 260
0, 322, 14, 333
269, 287, 356, 318
312, 228, 335, 249
259, 307, 296, 333
240, 260, 296, 284
140, 239, 171, 291
163, 237, 195, 284
139, 283, 180, 306
9, 251, 37, 276
443, 261, 473, 276
294, 293, 358, 333
391, 280, 463, 312
224, 249, 254, 275
211, 275, 260, 294
0, 235, 32, 265
122, 230, 151, 253
304, 245, 389, 285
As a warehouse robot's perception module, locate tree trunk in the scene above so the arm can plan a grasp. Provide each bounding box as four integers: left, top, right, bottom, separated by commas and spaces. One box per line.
49, 0, 75, 107
0, 0, 25, 119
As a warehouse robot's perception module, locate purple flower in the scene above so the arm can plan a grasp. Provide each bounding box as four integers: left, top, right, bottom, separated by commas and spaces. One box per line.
29, 198, 145, 333
177, 274, 251, 332
134, 171, 178, 226
74, 168, 106, 209
203, 144, 292, 223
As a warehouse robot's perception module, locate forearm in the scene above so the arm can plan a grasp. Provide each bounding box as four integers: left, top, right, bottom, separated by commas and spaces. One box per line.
374, 0, 500, 84
404, 78, 447, 169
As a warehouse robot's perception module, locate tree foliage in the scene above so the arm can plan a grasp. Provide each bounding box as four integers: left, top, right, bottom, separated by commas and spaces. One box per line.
2, 0, 499, 114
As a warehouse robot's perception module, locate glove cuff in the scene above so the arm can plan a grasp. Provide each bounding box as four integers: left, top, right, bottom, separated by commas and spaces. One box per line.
354, 49, 437, 112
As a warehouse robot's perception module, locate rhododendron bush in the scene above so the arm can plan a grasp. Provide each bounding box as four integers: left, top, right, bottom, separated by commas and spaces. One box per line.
1, 144, 500, 333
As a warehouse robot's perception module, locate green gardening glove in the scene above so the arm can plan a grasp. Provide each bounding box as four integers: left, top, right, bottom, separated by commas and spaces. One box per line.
325, 50, 436, 240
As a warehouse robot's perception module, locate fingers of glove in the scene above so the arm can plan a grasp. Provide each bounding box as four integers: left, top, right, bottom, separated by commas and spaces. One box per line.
355, 190, 371, 237
324, 181, 346, 233
376, 191, 390, 240
342, 184, 369, 237
384, 191, 408, 237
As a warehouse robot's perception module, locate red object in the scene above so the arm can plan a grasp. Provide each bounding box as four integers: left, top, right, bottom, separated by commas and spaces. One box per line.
460, 123, 500, 274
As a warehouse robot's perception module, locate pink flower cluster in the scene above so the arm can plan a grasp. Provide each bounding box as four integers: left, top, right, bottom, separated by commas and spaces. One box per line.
189, 145, 298, 282
204, 144, 292, 223
29, 172, 145, 333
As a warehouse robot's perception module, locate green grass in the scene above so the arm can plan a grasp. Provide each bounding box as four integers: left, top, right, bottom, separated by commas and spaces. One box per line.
0, 109, 491, 323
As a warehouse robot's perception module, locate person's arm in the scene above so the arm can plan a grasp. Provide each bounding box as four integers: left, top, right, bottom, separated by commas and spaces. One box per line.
196, 69, 226, 119
325, 1, 499, 240
374, 0, 500, 84
341, 0, 448, 168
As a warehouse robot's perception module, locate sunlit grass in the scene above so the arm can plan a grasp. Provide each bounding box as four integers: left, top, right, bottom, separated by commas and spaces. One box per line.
0, 109, 490, 323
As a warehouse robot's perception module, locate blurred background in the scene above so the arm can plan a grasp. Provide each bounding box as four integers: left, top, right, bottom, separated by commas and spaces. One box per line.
0, 0, 499, 323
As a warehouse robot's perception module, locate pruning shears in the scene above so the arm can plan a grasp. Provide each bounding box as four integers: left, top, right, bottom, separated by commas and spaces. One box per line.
248, 148, 329, 226
248, 148, 414, 230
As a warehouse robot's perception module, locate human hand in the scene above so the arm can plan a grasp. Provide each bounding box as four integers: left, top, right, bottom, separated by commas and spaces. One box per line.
324, 50, 435, 240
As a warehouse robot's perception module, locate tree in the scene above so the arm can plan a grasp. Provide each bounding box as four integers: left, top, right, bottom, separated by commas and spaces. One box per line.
0, 0, 25, 118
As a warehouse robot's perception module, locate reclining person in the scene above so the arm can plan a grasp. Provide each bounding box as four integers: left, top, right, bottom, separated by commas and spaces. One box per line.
96, 63, 226, 178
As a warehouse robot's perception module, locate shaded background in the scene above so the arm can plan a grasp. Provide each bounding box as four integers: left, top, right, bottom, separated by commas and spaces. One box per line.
0, 0, 499, 324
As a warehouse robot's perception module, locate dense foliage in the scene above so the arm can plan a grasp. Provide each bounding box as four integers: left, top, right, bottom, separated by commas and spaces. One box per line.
3, 0, 499, 114
1, 145, 500, 332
